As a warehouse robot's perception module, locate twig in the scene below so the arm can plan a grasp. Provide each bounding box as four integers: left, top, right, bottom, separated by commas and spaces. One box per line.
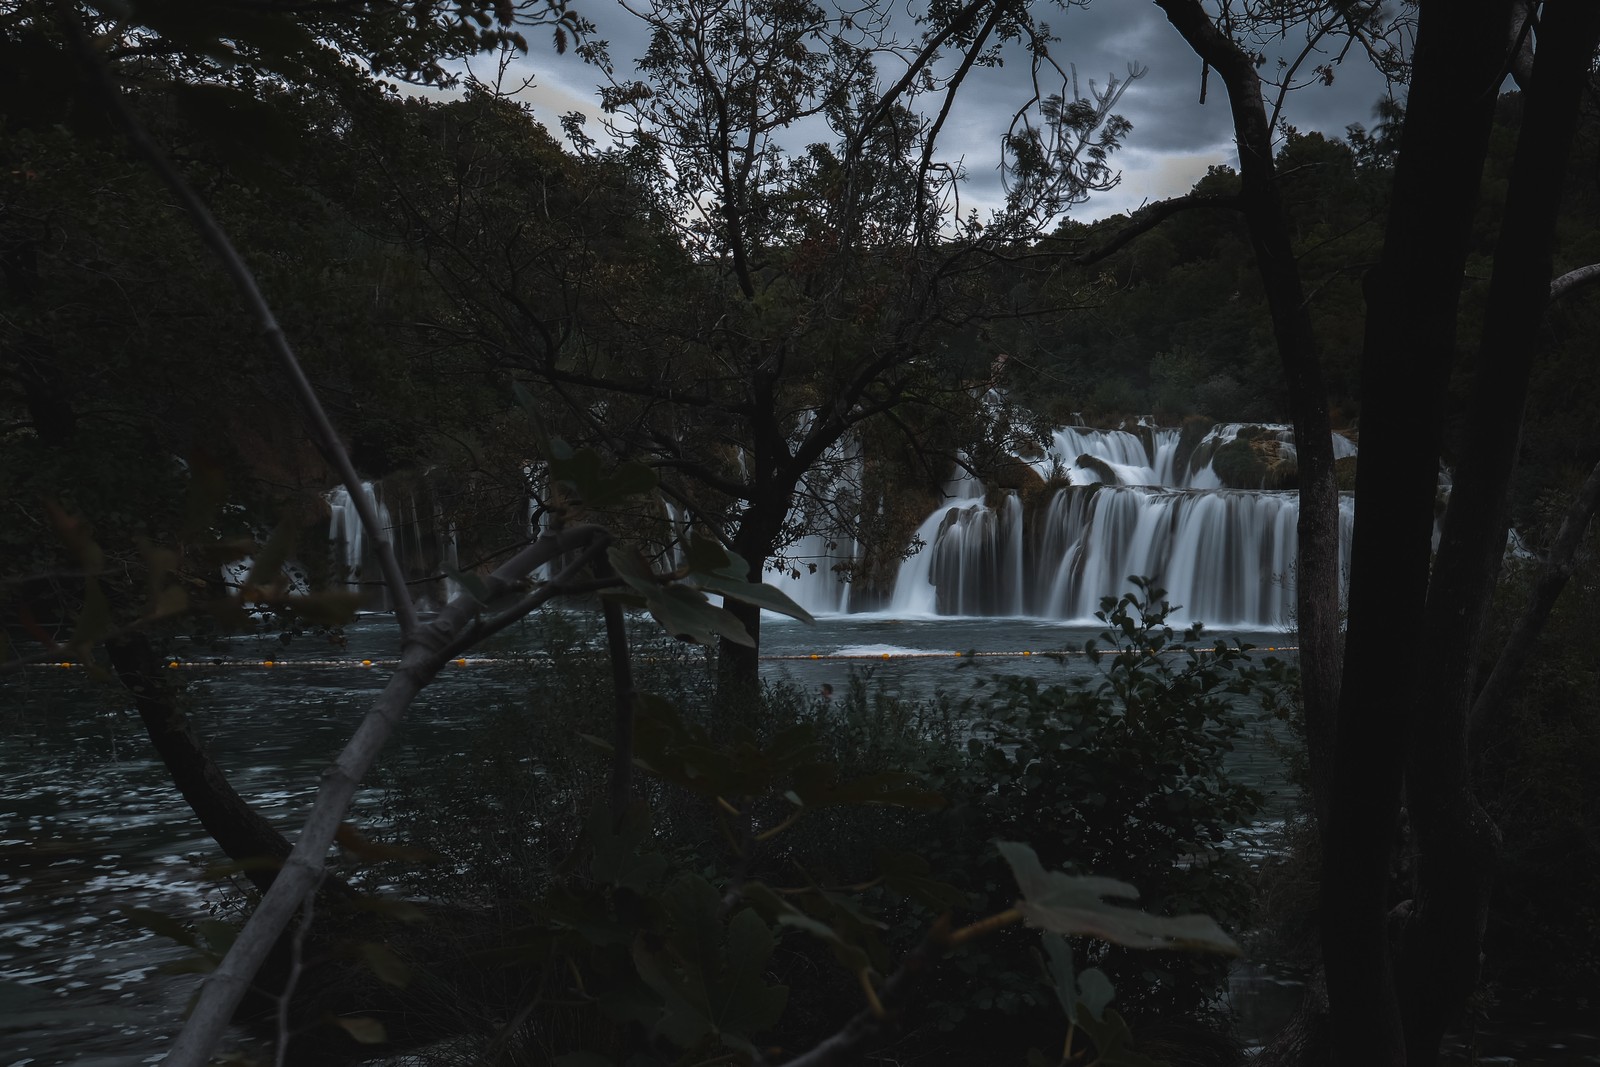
273, 878, 318, 1067
778, 917, 953, 1067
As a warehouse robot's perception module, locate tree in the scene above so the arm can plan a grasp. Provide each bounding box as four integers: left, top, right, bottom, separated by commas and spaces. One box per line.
388, 0, 1142, 688
1097, 2, 1600, 1063
1, 4, 1209, 1063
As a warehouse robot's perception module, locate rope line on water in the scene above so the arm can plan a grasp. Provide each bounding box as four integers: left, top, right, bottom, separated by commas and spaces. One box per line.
26, 646, 1299, 671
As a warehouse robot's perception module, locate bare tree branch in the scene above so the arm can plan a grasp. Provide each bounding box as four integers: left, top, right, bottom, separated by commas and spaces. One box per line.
1550, 261, 1600, 301
1068, 192, 1243, 266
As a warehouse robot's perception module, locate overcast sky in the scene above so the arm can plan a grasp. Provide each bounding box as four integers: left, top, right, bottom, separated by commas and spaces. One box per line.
488, 0, 1402, 222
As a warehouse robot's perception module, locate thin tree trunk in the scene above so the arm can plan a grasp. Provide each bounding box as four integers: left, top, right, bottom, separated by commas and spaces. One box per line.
717, 511, 785, 697
1403, 8, 1600, 1063
1154, 0, 1341, 836
106, 633, 300, 895
598, 560, 638, 827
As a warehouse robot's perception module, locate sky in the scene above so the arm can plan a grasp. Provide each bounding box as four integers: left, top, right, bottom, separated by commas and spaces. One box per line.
486, 0, 1403, 222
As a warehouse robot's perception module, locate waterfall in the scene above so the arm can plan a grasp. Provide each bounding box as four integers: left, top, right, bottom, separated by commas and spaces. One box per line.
763, 433, 866, 614
327, 482, 393, 608
887, 423, 1359, 628
327, 480, 461, 612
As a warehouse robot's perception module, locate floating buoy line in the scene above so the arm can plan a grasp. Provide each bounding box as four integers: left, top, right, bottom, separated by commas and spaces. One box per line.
26, 646, 1298, 671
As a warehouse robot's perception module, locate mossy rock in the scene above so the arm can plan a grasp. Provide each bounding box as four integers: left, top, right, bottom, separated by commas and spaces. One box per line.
1075, 452, 1119, 484
1212, 433, 1298, 490
1173, 414, 1215, 482
1012, 437, 1047, 461
1335, 455, 1358, 490
1022, 474, 1073, 518
991, 454, 1046, 492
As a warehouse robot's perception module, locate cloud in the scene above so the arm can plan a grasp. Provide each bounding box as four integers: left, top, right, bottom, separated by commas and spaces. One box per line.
502, 0, 1401, 221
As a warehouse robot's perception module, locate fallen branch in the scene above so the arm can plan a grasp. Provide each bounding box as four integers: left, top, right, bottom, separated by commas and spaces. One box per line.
165, 521, 610, 1066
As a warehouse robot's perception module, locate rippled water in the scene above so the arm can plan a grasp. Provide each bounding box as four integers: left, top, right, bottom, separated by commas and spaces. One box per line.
0, 611, 1467, 1064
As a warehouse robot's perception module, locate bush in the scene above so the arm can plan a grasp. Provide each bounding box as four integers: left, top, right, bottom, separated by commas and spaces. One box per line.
371, 582, 1290, 1063
916, 579, 1293, 1027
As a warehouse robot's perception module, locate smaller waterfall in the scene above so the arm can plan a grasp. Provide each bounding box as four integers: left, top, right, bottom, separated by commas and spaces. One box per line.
328, 483, 393, 606
763, 434, 867, 614
767, 532, 857, 615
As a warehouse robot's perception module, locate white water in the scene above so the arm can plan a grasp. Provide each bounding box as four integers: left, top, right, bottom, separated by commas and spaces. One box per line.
840, 423, 1354, 628
324, 422, 1358, 629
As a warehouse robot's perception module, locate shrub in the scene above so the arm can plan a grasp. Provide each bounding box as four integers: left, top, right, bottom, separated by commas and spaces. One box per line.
924, 578, 1291, 1021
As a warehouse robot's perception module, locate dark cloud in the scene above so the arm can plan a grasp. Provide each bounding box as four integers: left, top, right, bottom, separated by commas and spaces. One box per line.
509, 0, 1402, 221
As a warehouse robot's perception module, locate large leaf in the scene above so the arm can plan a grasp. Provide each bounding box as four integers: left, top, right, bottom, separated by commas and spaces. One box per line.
587, 804, 668, 893
1072, 1006, 1167, 1067
878, 850, 969, 911
690, 570, 816, 624
646, 584, 755, 647
682, 532, 749, 579
998, 842, 1239, 955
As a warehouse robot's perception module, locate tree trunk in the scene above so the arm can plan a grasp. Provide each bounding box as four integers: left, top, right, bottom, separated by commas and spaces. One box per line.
1328, 6, 1512, 1065
717, 508, 786, 698
1401, 7, 1600, 1063
1154, 0, 1342, 837
106, 632, 299, 894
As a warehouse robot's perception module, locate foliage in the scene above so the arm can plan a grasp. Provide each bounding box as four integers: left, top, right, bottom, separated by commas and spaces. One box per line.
917, 579, 1288, 1023
362, 577, 1277, 1064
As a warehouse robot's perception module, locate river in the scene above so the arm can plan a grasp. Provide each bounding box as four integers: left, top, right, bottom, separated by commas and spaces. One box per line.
1, 612, 1588, 1064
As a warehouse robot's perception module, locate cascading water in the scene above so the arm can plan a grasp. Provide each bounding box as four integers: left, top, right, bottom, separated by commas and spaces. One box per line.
885, 423, 1359, 628
317, 419, 1358, 627
328, 482, 393, 608
764, 431, 865, 615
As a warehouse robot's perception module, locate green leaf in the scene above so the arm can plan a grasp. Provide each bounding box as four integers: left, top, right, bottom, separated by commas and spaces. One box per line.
1076, 966, 1115, 1021
646, 584, 754, 647
349, 896, 428, 924
878, 850, 969, 911
721, 909, 789, 1032
797, 770, 944, 810
146, 583, 190, 621
443, 566, 492, 606
283, 591, 361, 626
246, 517, 297, 589
690, 571, 816, 624
356, 942, 412, 988
1073, 1006, 1165, 1067
1042, 932, 1077, 1018
70, 579, 113, 651
998, 842, 1239, 955
683, 533, 749, 578
124, 907, 198, 949
587, 804, 668, 893
606, 545, 659, 596
549, 446, 658, 507
196, 920, 238, 956
331, 1016, 388, 1045
632, 878, 789, 1047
